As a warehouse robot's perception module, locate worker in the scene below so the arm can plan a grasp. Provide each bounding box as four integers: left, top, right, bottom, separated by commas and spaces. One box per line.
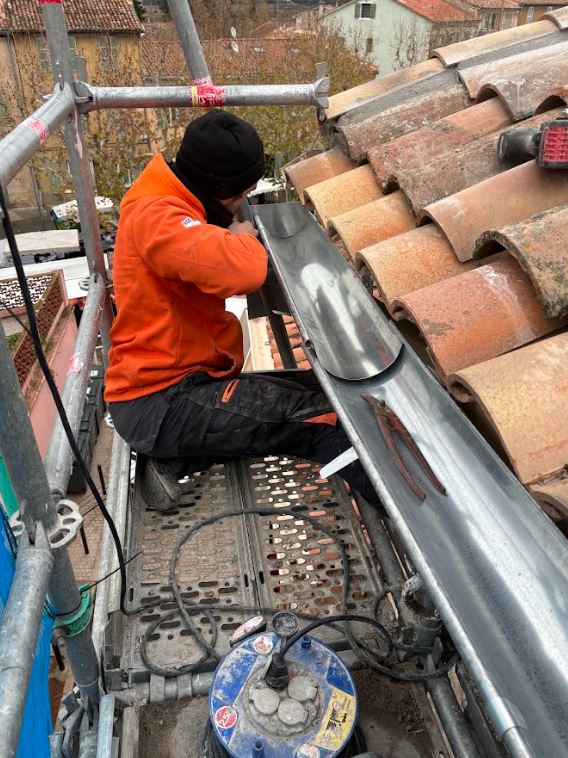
105, 110, 381, 509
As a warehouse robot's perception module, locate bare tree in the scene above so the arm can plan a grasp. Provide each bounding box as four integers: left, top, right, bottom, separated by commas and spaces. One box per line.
390, 18, 430, 70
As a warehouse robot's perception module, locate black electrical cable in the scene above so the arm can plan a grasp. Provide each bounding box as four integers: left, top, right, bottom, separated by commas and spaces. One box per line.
0, 184, 132, 616
139, 505, 459, 684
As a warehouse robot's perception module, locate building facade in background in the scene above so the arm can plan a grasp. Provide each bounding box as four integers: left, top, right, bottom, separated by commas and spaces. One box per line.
321, 0, 478, 75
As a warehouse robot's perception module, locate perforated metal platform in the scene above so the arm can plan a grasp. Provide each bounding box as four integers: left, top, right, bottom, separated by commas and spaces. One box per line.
105, 455, 386, 687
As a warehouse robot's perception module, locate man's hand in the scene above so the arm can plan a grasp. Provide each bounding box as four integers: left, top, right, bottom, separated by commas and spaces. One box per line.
228, 220, 258, 238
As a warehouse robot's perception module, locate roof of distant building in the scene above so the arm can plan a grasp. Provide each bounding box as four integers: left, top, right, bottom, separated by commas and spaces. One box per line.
0, 0, 143, 34
323, 0, 478, 22
461, 0, 519, 10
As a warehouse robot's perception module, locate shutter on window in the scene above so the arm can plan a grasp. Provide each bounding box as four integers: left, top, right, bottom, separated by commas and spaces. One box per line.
369, 4, 377, 18
355, 3, 361, 18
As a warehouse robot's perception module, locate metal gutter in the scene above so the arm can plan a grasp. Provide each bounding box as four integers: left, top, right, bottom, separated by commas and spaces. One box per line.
254, 203, 568, 758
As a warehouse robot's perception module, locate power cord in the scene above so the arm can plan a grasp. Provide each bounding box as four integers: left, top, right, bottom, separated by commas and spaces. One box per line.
139, 506, 458, 683
0, 184, 131, 615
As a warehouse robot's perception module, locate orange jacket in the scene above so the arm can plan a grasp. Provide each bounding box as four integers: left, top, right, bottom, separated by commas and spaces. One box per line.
105, 155, 267, 402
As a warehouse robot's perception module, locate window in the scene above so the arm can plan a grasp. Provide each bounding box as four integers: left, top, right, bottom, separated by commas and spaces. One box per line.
97, 36, 119, 69
253, 45, 265, 53
355, 2, 376, 20
365, 37, 373, 53
526, 6, 534, 22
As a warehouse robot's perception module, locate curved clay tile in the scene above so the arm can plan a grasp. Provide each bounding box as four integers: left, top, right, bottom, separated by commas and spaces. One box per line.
475, 205, 568, 320
283, 149, 355, 201
530, 478, 568, 518
396, 109, 562, 214
325, 59, 443, 122
392, 255, 567, 379
304, 165, 382, 231
339, 85, 469, 162
544, 6, 568, 29
355, 225, 476, 315
535, 84, 568, 114
328, 192, 415, 260
368, 98, 511, 192
477, 62, 568, 120
423, 161, 568, 262
458, 42, 568, 100
448, 332, 568, 484
432, 20, 556, 66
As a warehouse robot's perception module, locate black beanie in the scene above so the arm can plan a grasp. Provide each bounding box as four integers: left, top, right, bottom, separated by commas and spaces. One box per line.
175, 110, 265, 199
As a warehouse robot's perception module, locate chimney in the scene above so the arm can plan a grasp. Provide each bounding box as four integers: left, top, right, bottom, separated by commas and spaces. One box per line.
318, 0, 325, 19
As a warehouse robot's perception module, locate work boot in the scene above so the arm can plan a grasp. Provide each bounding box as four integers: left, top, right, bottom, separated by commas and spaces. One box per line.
140, 456, 187, 512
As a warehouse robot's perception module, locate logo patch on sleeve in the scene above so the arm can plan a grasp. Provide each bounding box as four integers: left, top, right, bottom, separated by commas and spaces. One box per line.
181, 216, 201, 228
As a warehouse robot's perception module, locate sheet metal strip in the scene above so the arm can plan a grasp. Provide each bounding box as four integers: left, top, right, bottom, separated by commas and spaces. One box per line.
255, 202, 568, 758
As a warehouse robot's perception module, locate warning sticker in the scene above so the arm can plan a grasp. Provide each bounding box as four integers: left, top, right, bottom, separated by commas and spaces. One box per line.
181, 216, 201, 228
314, 688, 356, 751
252, 635, 273, 656
214, 705, 238, 730
23, 117, 49, 144
296, 745, 320, 758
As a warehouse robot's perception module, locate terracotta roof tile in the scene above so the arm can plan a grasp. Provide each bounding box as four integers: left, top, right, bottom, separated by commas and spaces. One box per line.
329, 192, 415, 260
544, 5, 568, 27
395, 108, 563, 214
458, 41, 568, 99
477, 61, 568, 120
432, 19, 556, 65
449, 333, 568, 484
368, 98, 511, 192
392, 254, 567, 380
356, 225, 477, 315
284, 149, 355, 201
475, 204, 568, 319
423, 160, 568, 262
0, 0, 143, 33
141, 26, 316, 81
462, 0, 518, 7
304, 165, 382, 231
394, 0, 478, 22
283, 20, 568, 516
530, 477, 568, 519
325, 59, 444, 121
340, 83, 469, 161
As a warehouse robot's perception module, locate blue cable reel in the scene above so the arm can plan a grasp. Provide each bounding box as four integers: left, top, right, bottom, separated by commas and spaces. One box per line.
209, 613, 358, 758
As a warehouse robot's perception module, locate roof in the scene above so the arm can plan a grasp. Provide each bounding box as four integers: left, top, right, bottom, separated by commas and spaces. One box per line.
394, 0, 479, 22
140, 23, 316, 81
0, 0, 143, 34
323, 0, 478, 22
283, 14, 568, 521
463, 0, 519, 9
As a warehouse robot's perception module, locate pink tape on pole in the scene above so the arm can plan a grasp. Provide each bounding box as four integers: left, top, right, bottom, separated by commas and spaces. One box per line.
191, 85, 226, 108
23, 118, 50, 144
39, 0, 63, 4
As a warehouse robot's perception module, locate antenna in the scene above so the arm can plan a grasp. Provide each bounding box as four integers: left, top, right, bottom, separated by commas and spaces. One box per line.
230, 26, 237, 38
230, 39, 239, 53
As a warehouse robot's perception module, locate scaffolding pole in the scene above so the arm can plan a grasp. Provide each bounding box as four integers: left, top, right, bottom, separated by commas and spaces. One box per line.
44, 275, 106, 501
40, 0, 113, 365
79, 82, 328, 111
0, 524, 53, 758
0, 319, 101, 708
0, 85, 74, 189
166, 0, 211, 84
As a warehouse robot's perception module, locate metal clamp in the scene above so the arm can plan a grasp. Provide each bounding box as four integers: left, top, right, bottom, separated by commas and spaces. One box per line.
10, 498, 83, 550
54, 584, 93, 637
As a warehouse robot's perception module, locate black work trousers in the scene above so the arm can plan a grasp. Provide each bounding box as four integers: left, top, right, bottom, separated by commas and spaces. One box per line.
110, 371, 380, 505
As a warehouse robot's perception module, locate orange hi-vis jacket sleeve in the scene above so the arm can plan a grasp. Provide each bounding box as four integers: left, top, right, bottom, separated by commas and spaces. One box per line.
104, 155, 268, 403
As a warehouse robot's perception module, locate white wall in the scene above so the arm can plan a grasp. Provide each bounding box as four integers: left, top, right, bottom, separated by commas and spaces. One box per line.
321, 0, 432, 75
